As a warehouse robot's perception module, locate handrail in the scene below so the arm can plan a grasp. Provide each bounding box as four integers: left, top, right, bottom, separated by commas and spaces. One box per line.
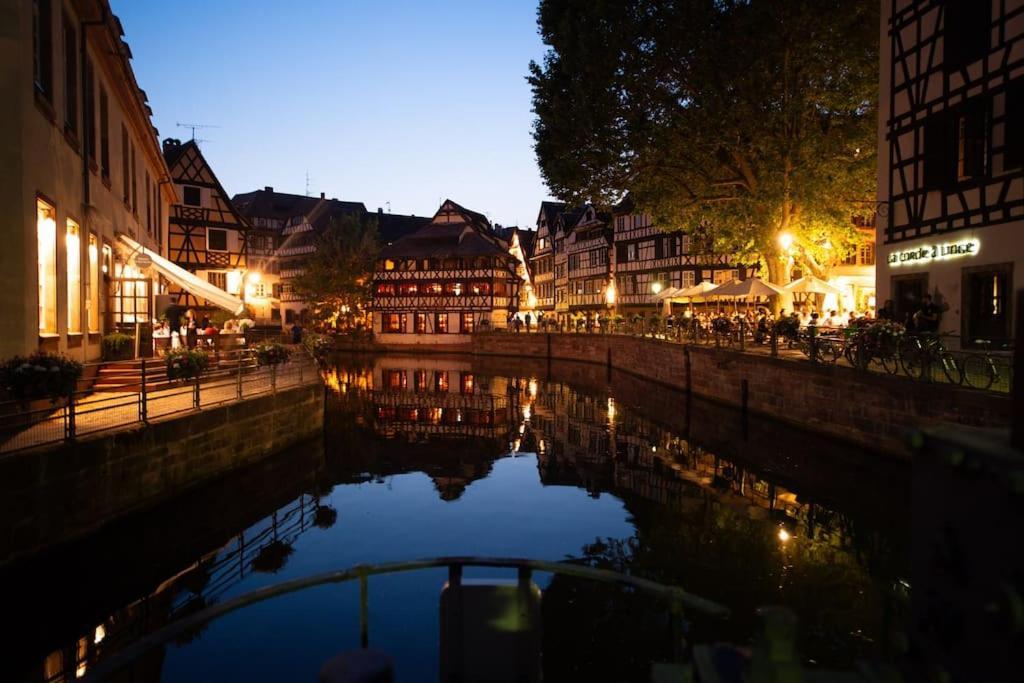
82, 555, 729, 682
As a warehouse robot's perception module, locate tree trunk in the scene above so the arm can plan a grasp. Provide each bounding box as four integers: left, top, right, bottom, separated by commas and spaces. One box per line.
766, 251, 789, 316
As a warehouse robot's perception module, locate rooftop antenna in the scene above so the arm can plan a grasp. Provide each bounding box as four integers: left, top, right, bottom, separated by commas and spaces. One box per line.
176, 122, 220, 140
305, 170, 312, 197
386, 201, 391, 213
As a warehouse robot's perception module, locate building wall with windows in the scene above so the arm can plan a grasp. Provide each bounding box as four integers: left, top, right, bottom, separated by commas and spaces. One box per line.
611, 208, 740, 314
0, 0, 173, 361
370, 200, 522, 344
877, 0, 1024, 347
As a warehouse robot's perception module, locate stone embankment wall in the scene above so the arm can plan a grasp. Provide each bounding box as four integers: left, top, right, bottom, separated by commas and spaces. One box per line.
0, 383, 324, 565
471, 333, 1010, 456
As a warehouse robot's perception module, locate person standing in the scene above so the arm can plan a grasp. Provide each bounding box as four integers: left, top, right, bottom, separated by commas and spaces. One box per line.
877, 299, 896, 321
524, 311, 532, 333
913, 294, 941, 334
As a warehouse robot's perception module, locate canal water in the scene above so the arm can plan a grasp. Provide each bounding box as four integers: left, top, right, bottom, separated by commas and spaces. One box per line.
0, 353, 910, 682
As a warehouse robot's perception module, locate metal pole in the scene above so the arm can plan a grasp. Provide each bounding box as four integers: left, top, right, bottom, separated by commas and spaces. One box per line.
271, 364, 277, 394
236, 352, 243, 400
65, 389, 76, 441
140, 358, 148, 423
194, 374, 200, 409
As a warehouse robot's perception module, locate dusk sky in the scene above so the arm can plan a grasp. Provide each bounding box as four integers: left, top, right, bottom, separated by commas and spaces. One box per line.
112, 0, 552, 228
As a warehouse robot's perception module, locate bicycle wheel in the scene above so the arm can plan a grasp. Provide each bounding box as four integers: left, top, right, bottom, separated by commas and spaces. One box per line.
937, 352, 961, 385
899, 338, 926, 379
961, 354, 996, 390
880, 352, 900, 374
819, 339, 841, 364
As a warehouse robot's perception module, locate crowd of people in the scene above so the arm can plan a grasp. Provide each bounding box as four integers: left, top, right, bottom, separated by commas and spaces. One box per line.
152, 307, 254, 352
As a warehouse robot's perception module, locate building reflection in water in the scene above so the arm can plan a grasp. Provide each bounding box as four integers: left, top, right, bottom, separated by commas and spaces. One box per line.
7, 353, 907, 681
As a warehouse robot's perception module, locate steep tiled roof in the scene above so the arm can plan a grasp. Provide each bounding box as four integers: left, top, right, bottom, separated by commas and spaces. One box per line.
374, 209, 432, 245
232, 188, 365, 224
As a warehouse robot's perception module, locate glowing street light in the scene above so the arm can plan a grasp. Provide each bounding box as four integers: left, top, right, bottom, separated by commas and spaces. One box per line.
777, 527, 791, 543
651, 281, 663, 295
605, 279, 617, 306
778, 232, 795, 251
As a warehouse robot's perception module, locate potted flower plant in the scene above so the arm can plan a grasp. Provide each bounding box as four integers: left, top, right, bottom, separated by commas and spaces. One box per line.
0, 351, 83, 404
165, 348, 209, 381
255, 343, 291, 367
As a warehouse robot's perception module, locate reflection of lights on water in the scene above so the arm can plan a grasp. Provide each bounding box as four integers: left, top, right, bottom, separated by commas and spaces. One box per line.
651, 445, 657, 453
607, 397, 616, 422
94, 624, 106, 644
519, 423, 525, 435
513, 438, 521, 452
528, 379, 538, 398
778, 528, 791, 543
538, 439, 546, 453
522, 403, 532, 421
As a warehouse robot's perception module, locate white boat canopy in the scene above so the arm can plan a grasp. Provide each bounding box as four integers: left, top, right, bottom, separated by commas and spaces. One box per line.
118, 234, 246, 315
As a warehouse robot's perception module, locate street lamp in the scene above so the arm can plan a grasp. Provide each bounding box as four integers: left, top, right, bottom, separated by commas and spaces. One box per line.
778, 232, 795, 251
651, 281, 663, 295
605, 278, 617, 306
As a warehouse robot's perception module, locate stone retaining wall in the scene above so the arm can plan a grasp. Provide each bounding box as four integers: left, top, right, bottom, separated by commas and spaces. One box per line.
471, 333, 1010, 456
0, 383, 324, 565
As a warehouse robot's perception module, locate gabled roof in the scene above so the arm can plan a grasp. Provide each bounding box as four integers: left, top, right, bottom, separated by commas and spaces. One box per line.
380, 200, 513, 261
163, 138, 250, 229
232, 187, 365, 225
537, 201, 567, 228
375, 209, 431, 245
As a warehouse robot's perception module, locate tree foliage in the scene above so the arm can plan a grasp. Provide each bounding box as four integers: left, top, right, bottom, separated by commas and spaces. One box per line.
529, 0, 879, 282
290, 214, 379, 327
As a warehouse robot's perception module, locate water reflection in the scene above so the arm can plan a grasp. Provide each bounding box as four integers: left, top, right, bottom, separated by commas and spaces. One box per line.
2, 353, 908, 681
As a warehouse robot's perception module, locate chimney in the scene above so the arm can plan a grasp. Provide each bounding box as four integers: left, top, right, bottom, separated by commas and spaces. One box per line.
378, 207, 384, 216
162, 137, 181, 156
320, 192, 326, 200
264, 186, 273, 192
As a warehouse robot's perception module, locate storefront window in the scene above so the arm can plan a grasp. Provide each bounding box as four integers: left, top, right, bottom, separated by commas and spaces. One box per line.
963, 264, 1012, 345
87, 233, 100, 332
66, 219, 82, 333
37, 199, 57, 334
436, 312, 448, 333
414, 312, 427, 333
461, 312, 474, 333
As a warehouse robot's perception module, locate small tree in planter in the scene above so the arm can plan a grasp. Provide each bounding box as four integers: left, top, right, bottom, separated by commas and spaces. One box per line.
0, 351, 83, 403
255, 343, 291, 367
165, 348, 209, 381
101, 332, 135, 361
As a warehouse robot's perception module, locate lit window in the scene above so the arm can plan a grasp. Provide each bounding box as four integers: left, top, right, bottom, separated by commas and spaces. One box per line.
66, 219, 82, 333
415, 312, 427, 333
384, 259, 395, 271
436, 312, 448, 333
101, 243, 112, 275
87, 233, 99, 332
37, 199, 57, 334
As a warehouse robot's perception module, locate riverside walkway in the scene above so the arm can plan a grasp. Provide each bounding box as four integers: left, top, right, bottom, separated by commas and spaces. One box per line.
0, 351, 321, 454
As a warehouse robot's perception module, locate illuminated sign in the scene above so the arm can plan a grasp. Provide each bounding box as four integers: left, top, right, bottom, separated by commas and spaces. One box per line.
887, 239, 979, 267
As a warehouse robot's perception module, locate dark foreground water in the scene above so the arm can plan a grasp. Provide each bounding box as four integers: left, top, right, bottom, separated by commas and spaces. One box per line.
0, 353, 910, 682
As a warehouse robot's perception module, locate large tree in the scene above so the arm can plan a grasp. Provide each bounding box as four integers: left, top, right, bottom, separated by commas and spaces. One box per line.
529, 0, 879, 283
291, 214, 379, 328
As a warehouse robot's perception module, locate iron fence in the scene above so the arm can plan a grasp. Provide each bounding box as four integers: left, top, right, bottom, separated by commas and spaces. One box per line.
0, 347, 321, 454
489, 320, 1015, 394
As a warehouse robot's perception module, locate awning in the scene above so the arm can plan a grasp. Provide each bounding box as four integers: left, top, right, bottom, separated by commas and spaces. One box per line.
118, 234, 246, 315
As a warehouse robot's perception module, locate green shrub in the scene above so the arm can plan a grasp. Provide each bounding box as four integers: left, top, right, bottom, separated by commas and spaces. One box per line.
165, 348, 209, 380
0, 351, 83, 402
255, 343, 291, 367
101, 332, 134, 359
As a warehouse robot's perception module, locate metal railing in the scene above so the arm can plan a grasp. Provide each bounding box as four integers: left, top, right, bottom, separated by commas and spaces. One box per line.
81, 556, 729, 682
488, 319, 1015, 394
0, 347, 321, 454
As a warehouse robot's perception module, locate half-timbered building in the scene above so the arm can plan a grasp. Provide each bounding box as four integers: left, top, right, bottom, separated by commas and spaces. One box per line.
877, 0, 1024, 345
565, 206, 613, 321
529, 202, 563, 317
370, 200, 522, 344
612, 200, 742, 316
161, 138, 270, 318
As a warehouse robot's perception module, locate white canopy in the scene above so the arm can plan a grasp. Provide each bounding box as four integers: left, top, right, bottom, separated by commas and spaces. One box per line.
675, 281, 720, 300
654, 287, 684, 300
783, 275, 843, 296
713, 277, 787, 300
118, 234, 246, 315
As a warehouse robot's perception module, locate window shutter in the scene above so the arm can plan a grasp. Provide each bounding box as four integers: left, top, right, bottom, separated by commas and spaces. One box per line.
923, 111, 954, 190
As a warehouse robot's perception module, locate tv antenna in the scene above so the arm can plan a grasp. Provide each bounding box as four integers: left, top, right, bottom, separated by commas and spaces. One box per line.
176, 122, 220, 140
305, 170, 312, 197
386, 201, 391, 213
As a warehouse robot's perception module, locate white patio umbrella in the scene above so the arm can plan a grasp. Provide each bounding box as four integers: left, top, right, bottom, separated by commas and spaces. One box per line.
654, 287, 683, 300
783, 276, 843, 296
675, 281, 720, 301
712, 277, 787, 300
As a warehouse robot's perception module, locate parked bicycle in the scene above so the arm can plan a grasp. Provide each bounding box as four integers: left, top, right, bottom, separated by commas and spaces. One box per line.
959, 339, 1006, 390
898, 333, 960, 383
